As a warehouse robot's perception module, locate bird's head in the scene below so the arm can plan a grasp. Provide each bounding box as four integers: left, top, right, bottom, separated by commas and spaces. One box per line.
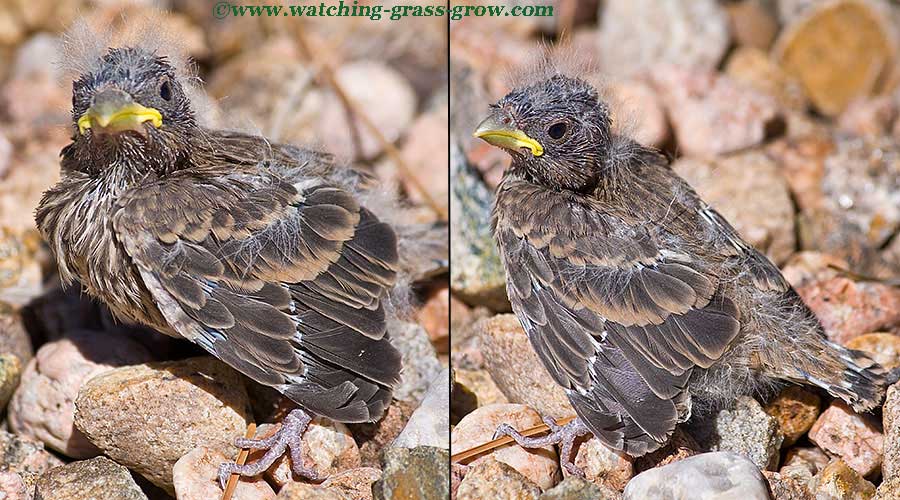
67, 47, 196, 175
475, 74, 612, 192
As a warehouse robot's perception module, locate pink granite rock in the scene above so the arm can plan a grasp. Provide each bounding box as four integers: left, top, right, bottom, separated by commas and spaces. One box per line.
651, 66, 782, 158
797, 278, 900, 345
173, 447, 275, 500
451, 403, 560, 490
808, 401, 883, 477
8, 330, 153, 458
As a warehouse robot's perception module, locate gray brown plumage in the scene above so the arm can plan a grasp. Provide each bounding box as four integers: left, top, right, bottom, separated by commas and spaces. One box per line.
477, 73, 891, 468
35, 46, 413, 484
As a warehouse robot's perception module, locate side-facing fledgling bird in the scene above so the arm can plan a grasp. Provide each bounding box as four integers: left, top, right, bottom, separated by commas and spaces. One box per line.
35, 42, 438, 487
475, 71, 894, 474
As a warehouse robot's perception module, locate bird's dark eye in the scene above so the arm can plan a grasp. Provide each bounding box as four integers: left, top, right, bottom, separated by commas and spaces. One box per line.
159, 80, 172, 101
547, 122, 568, 140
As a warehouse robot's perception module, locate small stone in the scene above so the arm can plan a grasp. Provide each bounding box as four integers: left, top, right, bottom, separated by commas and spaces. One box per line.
877, 475, 900, 500
452, 403, 559, 490
672, 151, 795, 264
623, 452, 770, 500
810, 458, 875, 500
880, 382, 900, 480
8, 330, 154, 458
0, 430, 64, 495
74, 357, 252, 493
276, 482, 342, 500
608, 80, 669, 148
689, 396, 783, 470
652, 67, 782, 158
780, 252, 848, 289
391, 321, 442, 403
540, 476, 621, 500
392, 369, 449, 450
0, 472, 28, 500
318, 467, 381, 500
763, 471, 814, 500
764, 386, 821, 446
399, 105, 450, 214
173, 447, 275, 500
786, 135, 900, 274
0, 306, 32, 363
724, 0, 779, 50
797, 278, 900, 345
452, 368, 509, 419
456, 457, 541, 500
449, 143, 510, 311
372, 446, 449, 500
846, 333, 900, 370
774, 0, 897, 116
416, 288, 450, 354
633, 427, 700, 473
257, 418, 360, 489
838, 95, 899, 138
0, 354, 21, 412
782, 447, 830, 480
33, 456, 147, 500
598, 0, 730, 77
349, 399, 417, 468
318, 61, 417, 161
568, 437, 633, 492
725, 46, 807, 110
808, 401, 883, 477
0, 227, 43, 307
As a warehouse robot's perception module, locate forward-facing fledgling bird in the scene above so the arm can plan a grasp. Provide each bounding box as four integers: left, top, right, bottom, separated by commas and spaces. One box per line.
35, 44, 437, 487
476, 72, 893, 474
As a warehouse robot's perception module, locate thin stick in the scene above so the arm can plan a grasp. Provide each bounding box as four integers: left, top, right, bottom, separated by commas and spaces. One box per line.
450, 416, 576, 464
222, 423, 257, 500
293, 29, 448, 220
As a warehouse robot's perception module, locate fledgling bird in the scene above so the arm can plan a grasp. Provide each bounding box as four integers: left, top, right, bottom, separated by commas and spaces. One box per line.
35, 44, 432, 487
476, 72, 893, 474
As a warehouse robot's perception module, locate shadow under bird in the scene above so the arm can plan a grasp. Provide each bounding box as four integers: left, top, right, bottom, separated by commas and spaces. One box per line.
475, 72, 896, 474
35, 46, 431, 487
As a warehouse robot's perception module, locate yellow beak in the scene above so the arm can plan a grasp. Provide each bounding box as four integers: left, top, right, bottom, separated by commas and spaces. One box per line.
77, 90, 162, 135
473, 112, 543, 157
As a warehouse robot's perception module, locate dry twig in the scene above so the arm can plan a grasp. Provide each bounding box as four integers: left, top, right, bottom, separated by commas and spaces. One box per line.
450, 415, 576, 464
221, 423, 257, 500
293, 28, 448, 219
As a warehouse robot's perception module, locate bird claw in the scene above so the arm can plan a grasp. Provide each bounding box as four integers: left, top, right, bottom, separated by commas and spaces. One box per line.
217, 408, 317, 490
490, 416, 591, 477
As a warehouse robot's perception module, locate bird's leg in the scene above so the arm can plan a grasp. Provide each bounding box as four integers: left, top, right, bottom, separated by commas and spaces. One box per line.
492, 416, 591, 477
217, 408, 318, 488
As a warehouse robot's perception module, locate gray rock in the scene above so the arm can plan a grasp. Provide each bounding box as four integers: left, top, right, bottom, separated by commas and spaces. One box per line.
393, 368, 450, 449
449, 142, 510, 312
33, 456, 147, 500
540, 476, 621, 500
373, 446, 449, 500
391, 321, 442, 403
623, 452, 770, 500
457, 457, 541, 500
599, 0, 730, 77
689, 396, 784, 470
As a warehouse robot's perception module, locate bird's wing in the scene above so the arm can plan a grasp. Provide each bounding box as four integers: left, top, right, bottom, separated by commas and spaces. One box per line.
496, 185, 741, 455
112, 171, 400, 422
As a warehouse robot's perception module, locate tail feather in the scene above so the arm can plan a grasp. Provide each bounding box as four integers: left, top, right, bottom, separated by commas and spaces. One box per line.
800, 343, 890, 412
